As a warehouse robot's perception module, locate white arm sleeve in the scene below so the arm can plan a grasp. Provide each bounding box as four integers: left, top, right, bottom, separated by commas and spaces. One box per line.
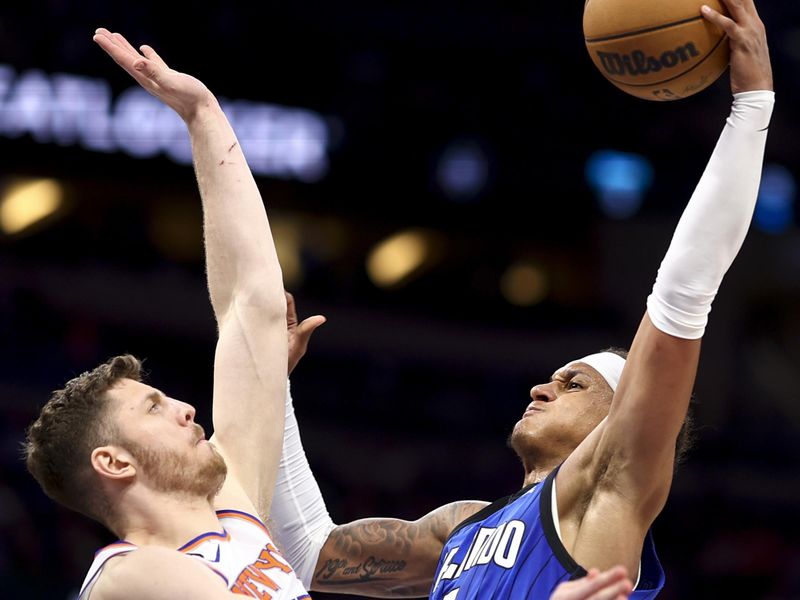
268, 380, 336, 589
646, 90, 775, 339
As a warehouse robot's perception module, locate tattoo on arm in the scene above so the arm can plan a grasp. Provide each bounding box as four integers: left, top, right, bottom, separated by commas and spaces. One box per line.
313, 501, 488, 594
314, 519, 415, 585
315, 556, 407, 583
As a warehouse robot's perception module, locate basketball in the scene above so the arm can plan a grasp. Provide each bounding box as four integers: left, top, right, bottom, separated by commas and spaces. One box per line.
583, 0, 730, 101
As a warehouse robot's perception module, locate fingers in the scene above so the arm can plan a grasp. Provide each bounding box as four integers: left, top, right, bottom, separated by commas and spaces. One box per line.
287, 315, 325, 375
93, 28, 162, 85
587, 570, 632, 600
141, 44, 169, 69
285, 292, 298, 327
94, 28, 138, 61
285, 290, 326, 339
717, 0, 755, 21
92, 34, 136, 73
113, 32, 141, 56
296, 315, 326, 340
702, 0, 764, 37
552, 566, 631, 600
702, 0, 771, 92
700, 5, 737, 34
593, 565, 630, 585
586, 579, 633, 600
133, 59, 161, 83
93, 28, 150, 81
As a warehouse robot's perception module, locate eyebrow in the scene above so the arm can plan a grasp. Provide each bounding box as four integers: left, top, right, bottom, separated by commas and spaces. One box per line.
551, 368, 587, 382
143, 391, 163, 406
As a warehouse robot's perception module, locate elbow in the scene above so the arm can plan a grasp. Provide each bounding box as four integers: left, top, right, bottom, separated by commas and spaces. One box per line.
232, 273, 287, 320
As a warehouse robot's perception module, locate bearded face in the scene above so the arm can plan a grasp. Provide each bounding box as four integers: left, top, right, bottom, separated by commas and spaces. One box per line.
123, 428, 228, 500
102, 379, 229, 502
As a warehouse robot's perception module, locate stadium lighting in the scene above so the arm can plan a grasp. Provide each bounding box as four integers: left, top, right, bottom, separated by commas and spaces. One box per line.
754, 164, 796, 234
367, 229, 432, 288
0, 178, 64, 235
500, 261, 549, 307
585, 149, 653, 219
272, 218, 304, 287
436, 140, 488, 201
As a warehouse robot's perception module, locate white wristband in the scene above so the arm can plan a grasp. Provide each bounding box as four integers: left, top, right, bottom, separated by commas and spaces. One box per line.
268, 380, 336, 589
646, 91, 774, 339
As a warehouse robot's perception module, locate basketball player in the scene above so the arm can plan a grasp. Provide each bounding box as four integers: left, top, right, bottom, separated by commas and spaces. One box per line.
268, 0, 775, 597
24, 29, 310, 599
285, 297, 635, 600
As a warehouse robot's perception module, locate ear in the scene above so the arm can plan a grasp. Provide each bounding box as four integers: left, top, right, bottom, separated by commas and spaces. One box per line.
91, 445, 137, 482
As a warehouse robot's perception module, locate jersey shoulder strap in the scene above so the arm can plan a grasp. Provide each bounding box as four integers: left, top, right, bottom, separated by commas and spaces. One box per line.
446, 481, 539, 541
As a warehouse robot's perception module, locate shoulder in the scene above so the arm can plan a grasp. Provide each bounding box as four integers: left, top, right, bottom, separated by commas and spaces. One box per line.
91, 546, 228, 600
446, 489, 536, 542
216, 508, 269, 532
216, 507, 274, 545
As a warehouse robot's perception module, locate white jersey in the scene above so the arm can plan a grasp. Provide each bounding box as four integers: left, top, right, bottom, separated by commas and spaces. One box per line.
78, 509, 311, 599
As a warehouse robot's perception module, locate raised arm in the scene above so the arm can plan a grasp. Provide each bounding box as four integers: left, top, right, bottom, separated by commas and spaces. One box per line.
557, 0, 773, 574
93, 30, 287, 519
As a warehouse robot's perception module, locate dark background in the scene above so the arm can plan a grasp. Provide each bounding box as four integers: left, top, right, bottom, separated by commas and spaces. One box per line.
1, 1, 799, 598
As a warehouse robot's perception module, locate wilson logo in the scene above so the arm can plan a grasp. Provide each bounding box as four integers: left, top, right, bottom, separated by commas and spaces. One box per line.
596, 42, 700, 77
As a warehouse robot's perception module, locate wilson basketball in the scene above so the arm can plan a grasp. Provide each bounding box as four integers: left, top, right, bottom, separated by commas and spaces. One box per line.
583, 0, 730, 101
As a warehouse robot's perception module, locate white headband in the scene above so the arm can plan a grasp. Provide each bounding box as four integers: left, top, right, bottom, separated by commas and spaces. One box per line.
558, 352, 626, 392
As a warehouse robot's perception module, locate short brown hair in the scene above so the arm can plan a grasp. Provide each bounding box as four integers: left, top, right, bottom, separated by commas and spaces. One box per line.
24, 355, 143, 524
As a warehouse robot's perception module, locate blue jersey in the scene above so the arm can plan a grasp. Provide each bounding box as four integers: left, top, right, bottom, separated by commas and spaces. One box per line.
429, 470, 664, 599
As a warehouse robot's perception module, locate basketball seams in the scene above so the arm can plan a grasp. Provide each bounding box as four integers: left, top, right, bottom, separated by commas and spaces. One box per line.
583, 0, 730, 100
599, 33, 728, 88
585, 15, 706, 43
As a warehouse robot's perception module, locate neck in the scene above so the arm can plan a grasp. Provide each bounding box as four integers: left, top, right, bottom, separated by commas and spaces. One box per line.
518, 451, 564, 487
522, 462, 560, 487
117, 491, 221, 548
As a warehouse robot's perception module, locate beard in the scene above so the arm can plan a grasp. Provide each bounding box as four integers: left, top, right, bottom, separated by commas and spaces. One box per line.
123, 428, 227, 500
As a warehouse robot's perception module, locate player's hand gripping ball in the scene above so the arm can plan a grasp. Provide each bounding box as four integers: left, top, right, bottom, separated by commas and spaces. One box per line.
583, 0, 730, 100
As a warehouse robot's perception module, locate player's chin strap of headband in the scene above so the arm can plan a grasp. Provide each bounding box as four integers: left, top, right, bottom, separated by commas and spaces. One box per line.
559, 352, 626, 393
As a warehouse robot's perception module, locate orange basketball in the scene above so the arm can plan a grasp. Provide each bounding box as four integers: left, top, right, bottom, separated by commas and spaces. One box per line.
583, 0, 730, 101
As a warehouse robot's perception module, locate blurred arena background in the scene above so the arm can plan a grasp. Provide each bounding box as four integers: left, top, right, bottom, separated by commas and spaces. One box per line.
1, 1, 799, 598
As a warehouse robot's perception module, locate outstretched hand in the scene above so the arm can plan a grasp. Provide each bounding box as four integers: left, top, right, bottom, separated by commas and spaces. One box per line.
286, 292, 326, 375
701, 0, 772, 93
550, 566, 632, 600
92, 28, 216, 122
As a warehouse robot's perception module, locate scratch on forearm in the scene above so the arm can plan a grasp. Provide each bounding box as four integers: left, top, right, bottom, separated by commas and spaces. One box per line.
228, 142, 238, 152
